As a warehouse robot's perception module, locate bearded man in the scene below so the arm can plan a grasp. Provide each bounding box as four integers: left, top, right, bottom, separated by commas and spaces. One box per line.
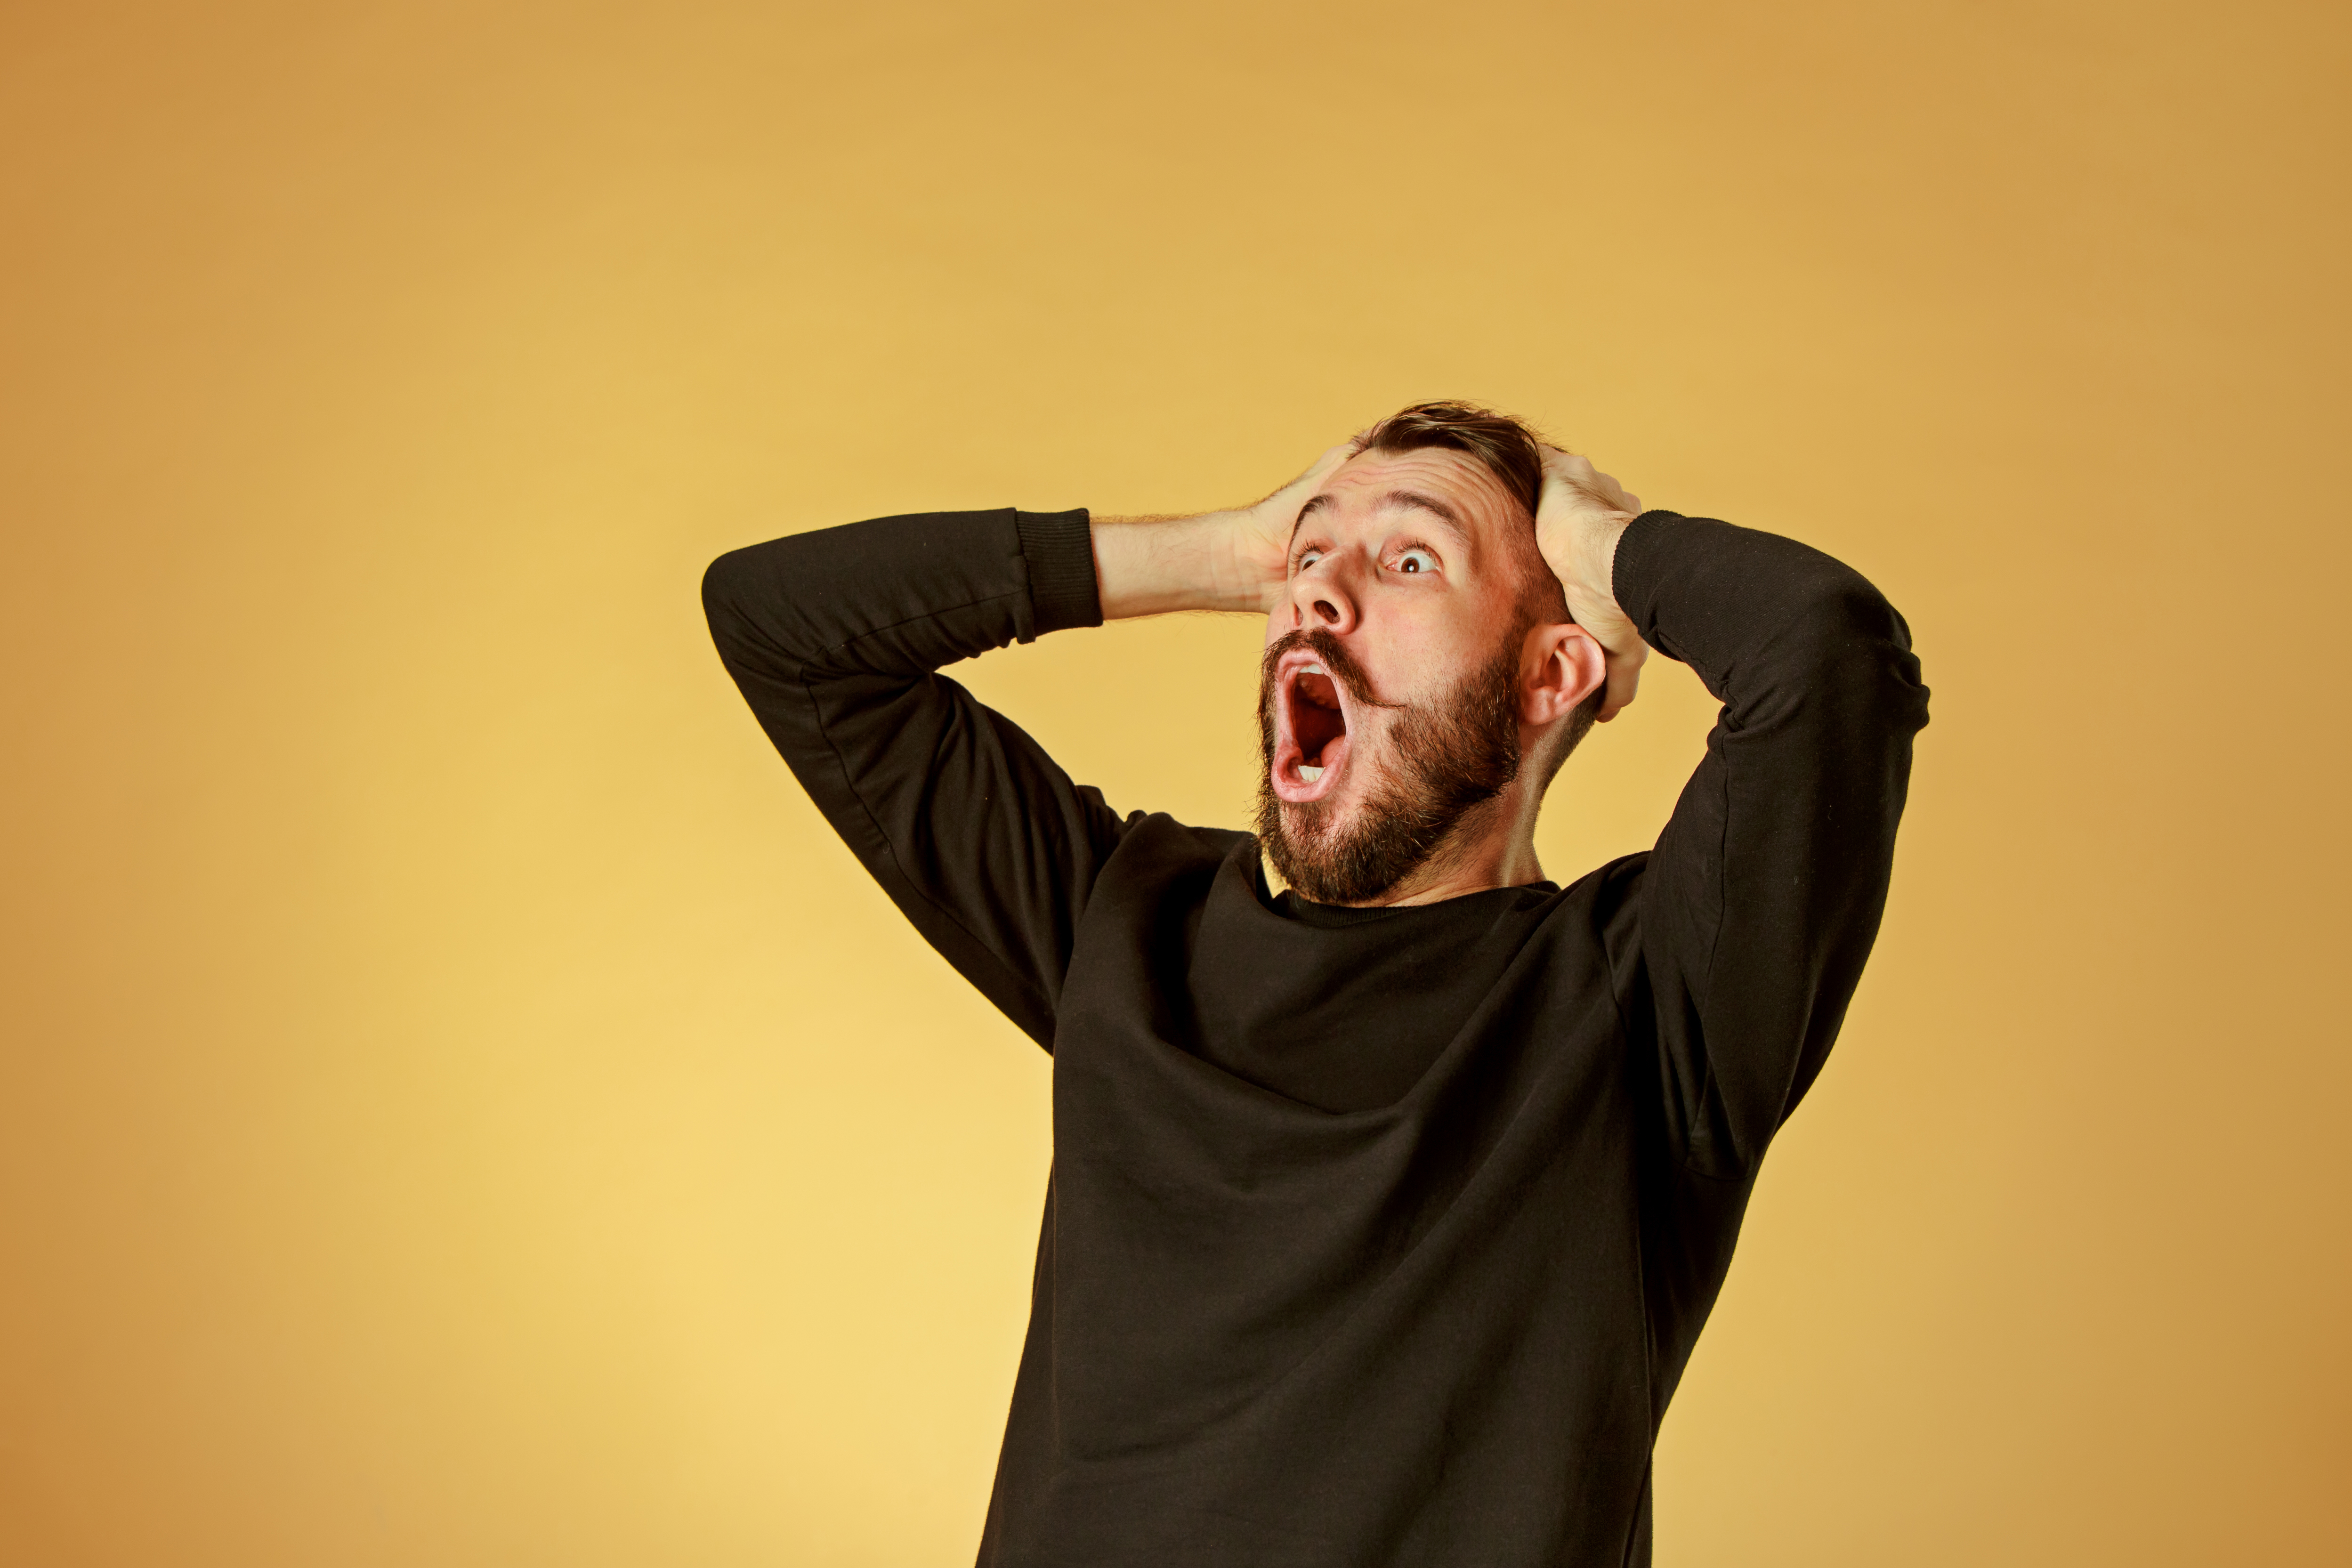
703, 402, 1929, 1567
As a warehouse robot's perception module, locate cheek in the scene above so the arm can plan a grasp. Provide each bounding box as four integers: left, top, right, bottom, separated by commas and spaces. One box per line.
1372, 607, 1481, 703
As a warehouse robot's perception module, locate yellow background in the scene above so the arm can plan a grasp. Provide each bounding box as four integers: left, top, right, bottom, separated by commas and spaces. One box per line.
3, 1, 2345, 1562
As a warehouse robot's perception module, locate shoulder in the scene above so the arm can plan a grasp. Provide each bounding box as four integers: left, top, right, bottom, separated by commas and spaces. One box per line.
1098, 814, 1256, 890
1544, 851, 1654, 981
1551, 850, 1652, 918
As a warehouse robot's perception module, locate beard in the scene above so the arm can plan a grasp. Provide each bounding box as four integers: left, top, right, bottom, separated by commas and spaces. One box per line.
1254, 626, 1525, 906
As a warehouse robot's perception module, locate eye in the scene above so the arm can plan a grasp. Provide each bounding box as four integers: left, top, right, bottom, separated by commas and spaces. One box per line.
1393, 547, 1439, 575
1294, 548, 1325, 572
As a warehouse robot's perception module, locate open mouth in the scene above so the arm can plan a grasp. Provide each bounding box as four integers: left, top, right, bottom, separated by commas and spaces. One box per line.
1271, 650, 1352, 803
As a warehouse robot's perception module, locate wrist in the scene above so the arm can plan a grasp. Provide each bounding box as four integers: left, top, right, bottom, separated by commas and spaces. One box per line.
1094, 511, 1273, 619
1582, 515, 1632, 611
1541, 515, 1631, 620
1211, 507, 1288, 614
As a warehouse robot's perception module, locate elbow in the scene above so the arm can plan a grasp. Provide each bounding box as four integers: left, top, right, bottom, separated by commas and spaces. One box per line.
700, 545, 768, 663
1796, 582, 1931, 736
1809, 574, 1912, 653
700, 547, 750, 632
700, 540, 826, 682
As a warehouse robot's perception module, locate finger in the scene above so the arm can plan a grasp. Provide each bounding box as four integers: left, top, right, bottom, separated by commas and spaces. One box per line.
1597, 657, 1643, 721
1270, 442, 1354, 504
1540, 449, 1643, 524
1553, 461, 1626, 512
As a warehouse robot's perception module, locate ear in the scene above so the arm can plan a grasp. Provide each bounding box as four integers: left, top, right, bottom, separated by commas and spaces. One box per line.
1520, 621, 1608, 729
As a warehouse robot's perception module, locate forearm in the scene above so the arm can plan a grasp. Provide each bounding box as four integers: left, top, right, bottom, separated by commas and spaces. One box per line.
1615, 513, 1908, 691
701, 507, 1101, 841
703, 509, 1099, 686
1091, 511, 1275, 619
702, 508, 1126, 1047
1625, 511, 1930, 1168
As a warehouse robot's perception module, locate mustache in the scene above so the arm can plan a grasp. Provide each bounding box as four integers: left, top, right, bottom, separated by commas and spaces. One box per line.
1257, 627, 1408, 712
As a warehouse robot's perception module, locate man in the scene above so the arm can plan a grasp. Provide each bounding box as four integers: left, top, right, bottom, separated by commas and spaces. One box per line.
703, 402, 1928, 1567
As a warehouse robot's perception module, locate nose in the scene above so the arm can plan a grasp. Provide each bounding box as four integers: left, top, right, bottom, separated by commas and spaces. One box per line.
1285, 558, 1359, 635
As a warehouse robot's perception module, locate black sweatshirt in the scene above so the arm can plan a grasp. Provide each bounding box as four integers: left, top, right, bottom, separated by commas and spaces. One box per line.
703, 506, 1928, 1568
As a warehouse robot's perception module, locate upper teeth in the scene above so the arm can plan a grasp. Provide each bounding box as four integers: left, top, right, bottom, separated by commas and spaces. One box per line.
1304, 662, 1326, 675
1298, 765, 1324, 781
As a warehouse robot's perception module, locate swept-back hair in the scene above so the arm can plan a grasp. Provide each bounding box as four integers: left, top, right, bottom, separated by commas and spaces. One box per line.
1356, 401, 1547, 518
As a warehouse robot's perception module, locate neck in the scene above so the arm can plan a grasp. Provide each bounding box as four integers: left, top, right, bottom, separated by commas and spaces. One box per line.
1341, 780, 1548, 909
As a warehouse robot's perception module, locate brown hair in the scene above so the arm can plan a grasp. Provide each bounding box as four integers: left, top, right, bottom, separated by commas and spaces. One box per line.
1356, 400, 1547, 518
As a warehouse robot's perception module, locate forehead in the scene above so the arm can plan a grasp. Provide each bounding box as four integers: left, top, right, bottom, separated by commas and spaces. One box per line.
1296, 447, 1523, 542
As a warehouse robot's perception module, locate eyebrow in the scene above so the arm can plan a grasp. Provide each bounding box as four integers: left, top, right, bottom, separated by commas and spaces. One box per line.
1289, 489, 1478, 548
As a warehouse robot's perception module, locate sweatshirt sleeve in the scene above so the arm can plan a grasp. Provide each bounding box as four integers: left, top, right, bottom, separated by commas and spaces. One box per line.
701, 507, 1125, 1051
1610, 511, 1930, 1177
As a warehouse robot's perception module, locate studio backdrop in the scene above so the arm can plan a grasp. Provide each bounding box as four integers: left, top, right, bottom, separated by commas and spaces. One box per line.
1, 2, 2344, 1564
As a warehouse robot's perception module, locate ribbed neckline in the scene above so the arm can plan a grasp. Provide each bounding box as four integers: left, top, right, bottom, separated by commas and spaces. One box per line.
1276, 882, 1560, 929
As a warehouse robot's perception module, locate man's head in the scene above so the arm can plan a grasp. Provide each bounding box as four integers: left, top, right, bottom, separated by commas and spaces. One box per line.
1255, 402, 1608, 905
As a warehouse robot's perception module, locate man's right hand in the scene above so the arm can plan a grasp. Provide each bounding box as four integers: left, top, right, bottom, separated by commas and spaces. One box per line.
1222, 442, 1359, 613
1095, 440, 1356, 620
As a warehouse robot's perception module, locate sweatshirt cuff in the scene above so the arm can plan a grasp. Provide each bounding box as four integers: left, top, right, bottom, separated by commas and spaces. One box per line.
1016, 508, 1103, 637
1608, 509, 1685, 638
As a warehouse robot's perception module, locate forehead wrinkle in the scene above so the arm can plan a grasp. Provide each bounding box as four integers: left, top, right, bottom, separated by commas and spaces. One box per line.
1288, 486, 1483, 553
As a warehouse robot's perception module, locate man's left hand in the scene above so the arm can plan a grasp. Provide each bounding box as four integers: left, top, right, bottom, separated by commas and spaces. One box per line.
1535, 448, 1649, 721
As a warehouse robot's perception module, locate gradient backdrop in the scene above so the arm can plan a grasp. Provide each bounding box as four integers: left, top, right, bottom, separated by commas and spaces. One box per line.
3, 2, 2346, 1563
